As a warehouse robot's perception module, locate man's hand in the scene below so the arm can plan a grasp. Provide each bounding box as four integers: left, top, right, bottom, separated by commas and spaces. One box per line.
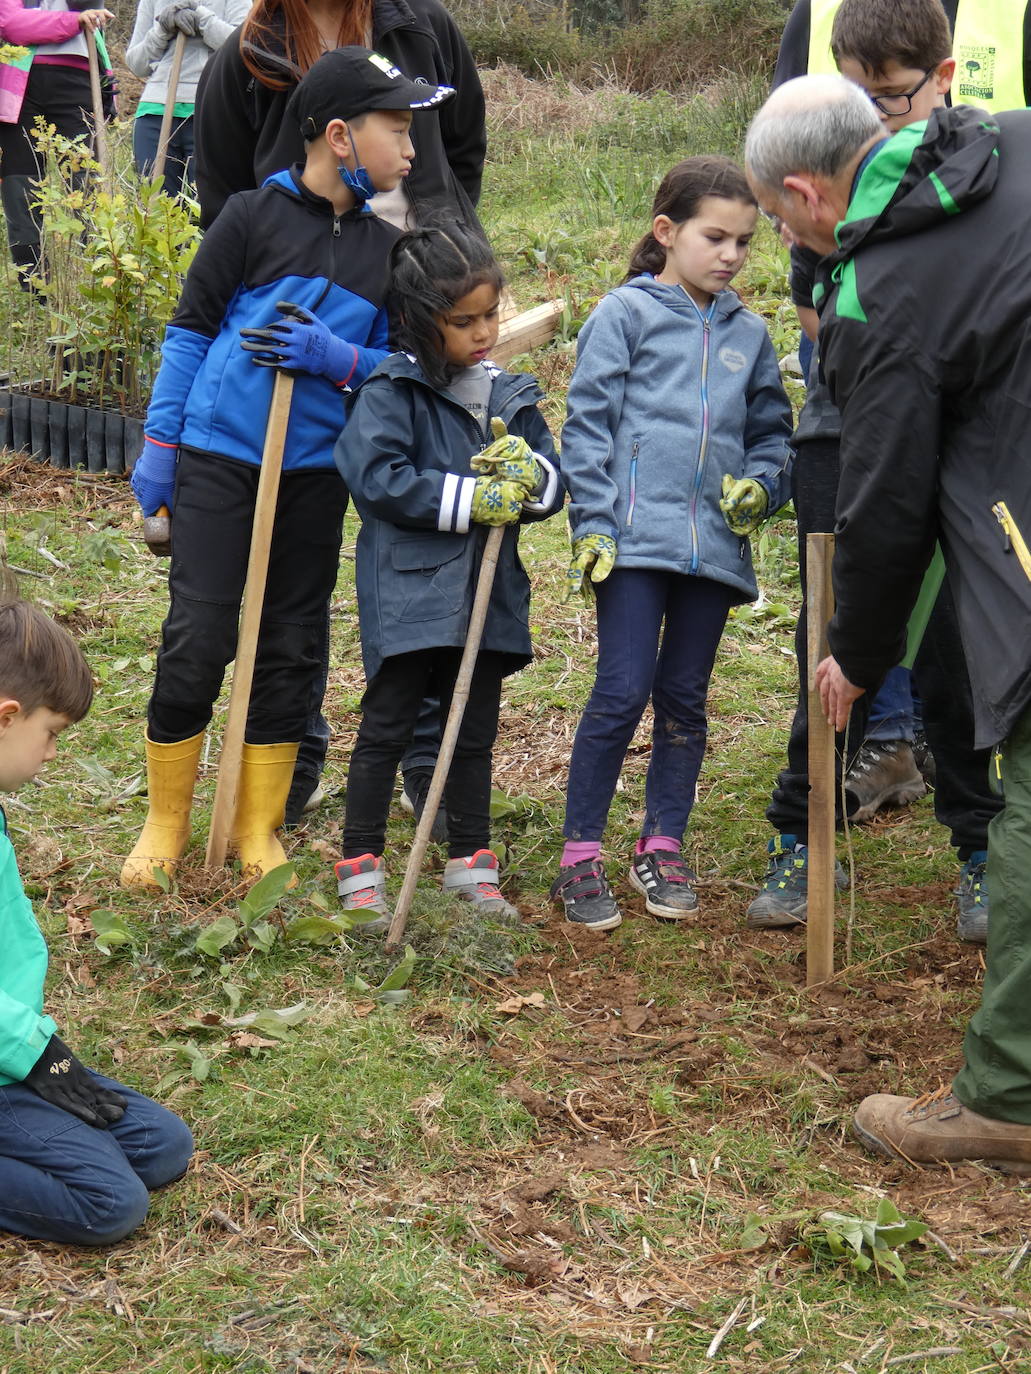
564, 533, 616, 603
815, 655, 866, 731
23, 1035, 126, 1129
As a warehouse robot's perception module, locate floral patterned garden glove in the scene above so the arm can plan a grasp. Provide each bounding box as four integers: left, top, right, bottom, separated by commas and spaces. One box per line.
470, 476, 528, 526
471, 417, 544, 495
719, 474, 768, 536
564, 533, 617, 603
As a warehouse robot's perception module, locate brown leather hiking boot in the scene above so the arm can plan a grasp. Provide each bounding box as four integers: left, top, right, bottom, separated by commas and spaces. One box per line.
844, 739, 926, 822
854, 1085, 1031, 1174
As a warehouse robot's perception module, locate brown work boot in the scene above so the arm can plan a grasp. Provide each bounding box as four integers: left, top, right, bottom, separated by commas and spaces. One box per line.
854, 1085, 1031, 1174
844, 738, 926, 822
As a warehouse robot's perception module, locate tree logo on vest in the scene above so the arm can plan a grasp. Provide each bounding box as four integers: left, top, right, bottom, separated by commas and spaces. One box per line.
957, 45, 996, 101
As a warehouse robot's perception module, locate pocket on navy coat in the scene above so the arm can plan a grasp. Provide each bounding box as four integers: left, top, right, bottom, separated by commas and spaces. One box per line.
390, 534, 470, 623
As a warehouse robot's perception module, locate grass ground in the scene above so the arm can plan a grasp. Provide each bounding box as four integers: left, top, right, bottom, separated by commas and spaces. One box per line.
0, 70, 1028, 1374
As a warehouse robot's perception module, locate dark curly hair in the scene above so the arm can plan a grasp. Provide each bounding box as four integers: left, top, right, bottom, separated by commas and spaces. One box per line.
388, 224, 505, 389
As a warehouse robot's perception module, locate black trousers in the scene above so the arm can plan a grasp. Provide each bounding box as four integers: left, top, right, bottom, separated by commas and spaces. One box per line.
343, 648, 506, 861
148, 449, 347, 746
766, 436, 1001, 855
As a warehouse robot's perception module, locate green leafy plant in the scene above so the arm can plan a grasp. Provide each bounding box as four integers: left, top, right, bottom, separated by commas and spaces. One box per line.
23, 122, 200, 414
803, 1200, 929, 1285
194, 864, 297, 958
354, 945, 419, 1004
89, 908, 136, 956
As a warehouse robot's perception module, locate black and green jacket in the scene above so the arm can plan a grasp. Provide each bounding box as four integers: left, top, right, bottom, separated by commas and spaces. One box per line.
816, 105, 1031, 748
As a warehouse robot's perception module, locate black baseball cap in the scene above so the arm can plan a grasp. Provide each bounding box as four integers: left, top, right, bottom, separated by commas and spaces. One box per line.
287, 46, 455, 140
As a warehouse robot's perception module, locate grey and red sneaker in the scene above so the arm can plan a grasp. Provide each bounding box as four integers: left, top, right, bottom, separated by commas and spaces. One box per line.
442, 849, 517, 917
550, 858, 622, 931
335, 854, 391, 935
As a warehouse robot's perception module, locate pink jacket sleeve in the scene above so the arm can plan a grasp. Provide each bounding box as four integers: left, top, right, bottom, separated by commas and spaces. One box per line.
0, 0, 80, 45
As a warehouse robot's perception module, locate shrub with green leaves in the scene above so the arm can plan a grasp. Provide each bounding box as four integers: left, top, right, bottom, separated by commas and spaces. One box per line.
25, 121, 200, 414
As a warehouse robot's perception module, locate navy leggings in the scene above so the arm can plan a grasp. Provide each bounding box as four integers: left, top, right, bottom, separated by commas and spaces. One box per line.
563, 568, 733, 845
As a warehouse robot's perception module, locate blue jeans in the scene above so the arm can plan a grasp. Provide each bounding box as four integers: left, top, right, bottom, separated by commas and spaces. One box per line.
0, 1071, 193, 1245
563, 569, 733, 845
133, 113, 195, 199
866, 665, 917, 742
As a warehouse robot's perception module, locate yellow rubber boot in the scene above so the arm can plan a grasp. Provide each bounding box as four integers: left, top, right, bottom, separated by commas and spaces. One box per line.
120, 732, 204, 890
230, 742, 300, 887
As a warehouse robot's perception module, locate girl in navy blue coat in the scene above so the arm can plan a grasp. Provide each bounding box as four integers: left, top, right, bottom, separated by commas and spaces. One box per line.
334, 226, 561, 928
552, 156, 792, 932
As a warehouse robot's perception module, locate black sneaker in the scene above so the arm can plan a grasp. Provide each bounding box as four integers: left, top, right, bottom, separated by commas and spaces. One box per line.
400, 769, 448, 844
628, 850, 698, 919
745, 834, 849, 928
956, 851, 988, 944
550, 859, 622, 931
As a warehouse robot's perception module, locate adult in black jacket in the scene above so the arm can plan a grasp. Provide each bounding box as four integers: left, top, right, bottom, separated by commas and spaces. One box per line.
193, 0, 484, 229
745, 74, 1031, 1173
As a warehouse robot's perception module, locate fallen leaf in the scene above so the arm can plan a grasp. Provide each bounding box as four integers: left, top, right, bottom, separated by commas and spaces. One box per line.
227, 1031, 279, 1049
495, 991, 547, 1015
309, 839, 338, 862
621, 1005, 653, 1033
616, 1282, 654, 1311
66, 911, 93, 937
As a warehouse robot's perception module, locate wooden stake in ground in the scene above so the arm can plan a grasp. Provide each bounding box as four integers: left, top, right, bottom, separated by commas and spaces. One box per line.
806, 532, 836, 985
385, 523, 506, 952
205, 372, 294, 869
85, 30, 110, 181
152, 31, 187, 184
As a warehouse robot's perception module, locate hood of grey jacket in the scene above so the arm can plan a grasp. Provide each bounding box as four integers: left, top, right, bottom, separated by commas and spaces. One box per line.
561, 274, 791, 602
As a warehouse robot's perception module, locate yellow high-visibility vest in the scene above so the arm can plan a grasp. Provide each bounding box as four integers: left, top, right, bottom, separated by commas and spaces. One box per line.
807, 0, 1026, 110
952, 0, 1025, 108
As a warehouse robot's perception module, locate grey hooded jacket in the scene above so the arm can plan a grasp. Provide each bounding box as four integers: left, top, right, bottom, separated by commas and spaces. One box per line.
126, 0, 249, 107
560, 275, 792, 603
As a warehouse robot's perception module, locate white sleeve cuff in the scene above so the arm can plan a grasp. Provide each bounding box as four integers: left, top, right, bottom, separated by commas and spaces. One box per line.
438, 473, 476, 533
521, 452, 559, 512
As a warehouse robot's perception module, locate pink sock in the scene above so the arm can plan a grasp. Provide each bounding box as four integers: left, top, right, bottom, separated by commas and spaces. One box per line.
562, 840, 601, 868
637, 835, 680, 856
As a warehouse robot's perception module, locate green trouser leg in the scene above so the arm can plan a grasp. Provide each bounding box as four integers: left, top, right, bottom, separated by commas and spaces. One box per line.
953, 700, 1031, 1123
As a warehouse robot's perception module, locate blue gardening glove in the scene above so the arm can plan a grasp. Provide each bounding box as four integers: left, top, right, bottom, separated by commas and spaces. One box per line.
470, 475, 527, 526
564, 533, 616, 604
239, 301, 355, 384
131, 437, 178, 516
719, 473, 768, 536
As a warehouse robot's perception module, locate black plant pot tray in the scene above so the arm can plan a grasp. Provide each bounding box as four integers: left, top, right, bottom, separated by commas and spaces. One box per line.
0, 385, 143, 476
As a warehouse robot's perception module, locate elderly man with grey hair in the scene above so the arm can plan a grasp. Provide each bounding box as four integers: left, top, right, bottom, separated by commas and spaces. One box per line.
744, 73, 1031, 1175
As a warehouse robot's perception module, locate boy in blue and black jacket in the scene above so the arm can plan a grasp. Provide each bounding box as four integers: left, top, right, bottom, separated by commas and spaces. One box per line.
123, 46, 455, 892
